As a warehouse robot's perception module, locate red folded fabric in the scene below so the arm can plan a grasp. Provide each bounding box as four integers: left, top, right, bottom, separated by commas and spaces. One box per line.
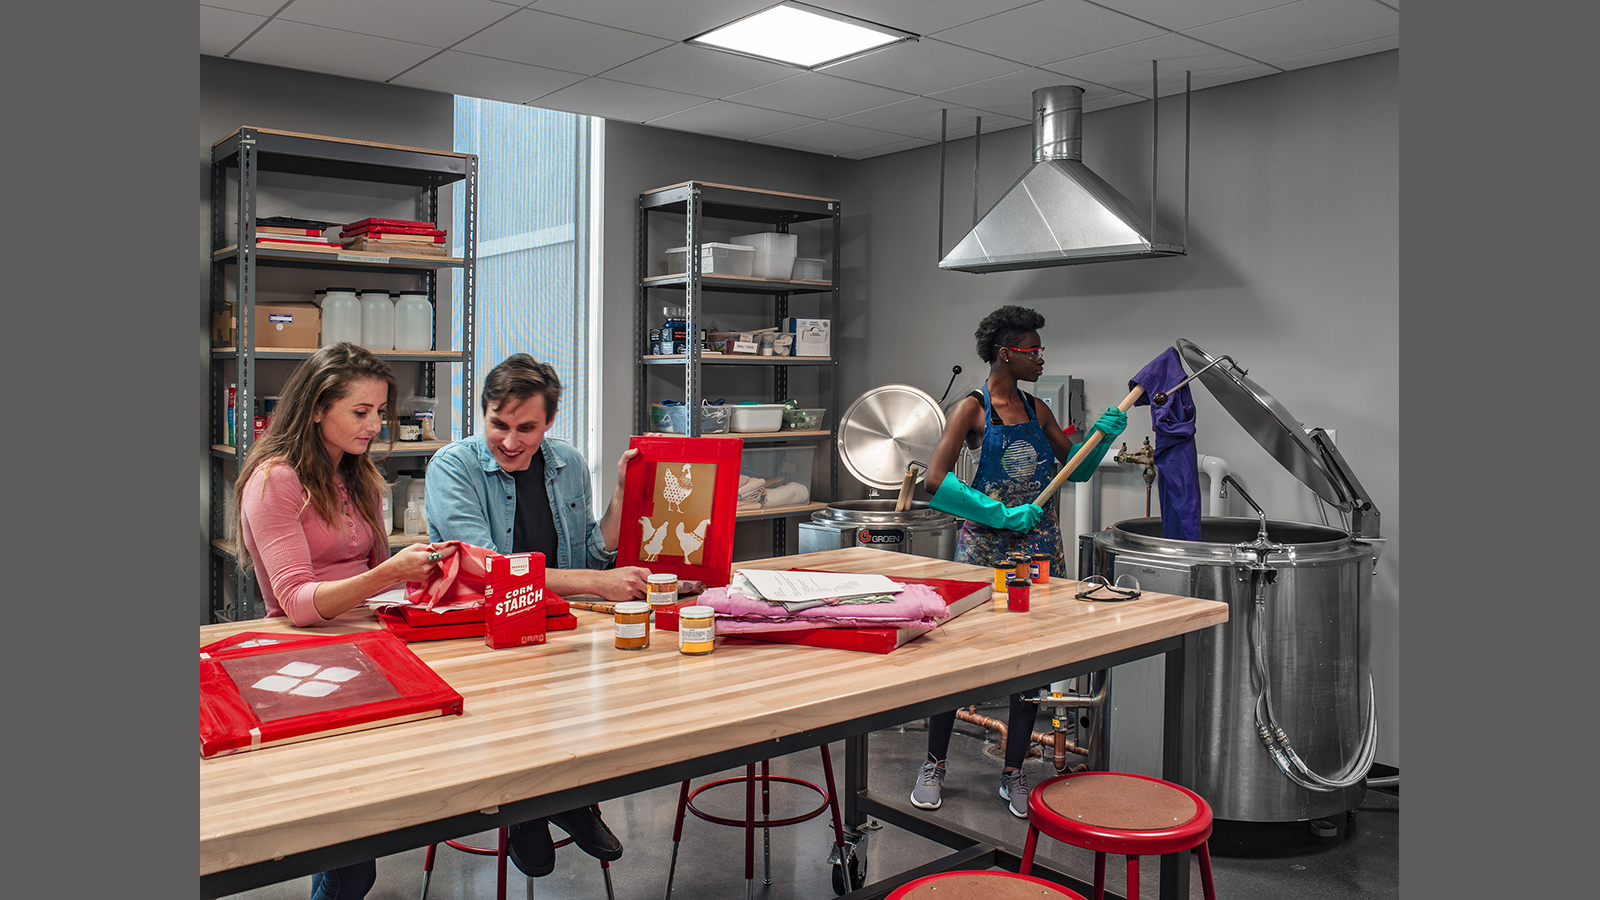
403, 540, 493, 609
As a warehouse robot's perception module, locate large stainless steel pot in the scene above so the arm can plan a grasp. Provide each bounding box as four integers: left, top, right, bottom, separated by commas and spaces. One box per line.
1083, 516, 1379, 822
798, 499, 957, 559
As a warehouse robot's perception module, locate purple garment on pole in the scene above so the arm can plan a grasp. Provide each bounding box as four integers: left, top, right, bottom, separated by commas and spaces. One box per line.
1130, 347, 1201, 540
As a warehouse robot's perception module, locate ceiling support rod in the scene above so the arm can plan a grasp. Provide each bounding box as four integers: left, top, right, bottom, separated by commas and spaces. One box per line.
937, 109, 947, 262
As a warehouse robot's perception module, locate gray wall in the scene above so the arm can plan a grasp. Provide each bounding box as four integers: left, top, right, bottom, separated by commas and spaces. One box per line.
825, 51, 1400, 765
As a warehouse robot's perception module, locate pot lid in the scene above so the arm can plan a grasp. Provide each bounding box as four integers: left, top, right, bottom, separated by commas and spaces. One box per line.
1175, 338, 1345, 508
836, 384, 947, 490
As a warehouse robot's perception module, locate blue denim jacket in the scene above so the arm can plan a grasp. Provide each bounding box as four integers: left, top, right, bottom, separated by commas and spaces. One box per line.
424, 433, 614, 569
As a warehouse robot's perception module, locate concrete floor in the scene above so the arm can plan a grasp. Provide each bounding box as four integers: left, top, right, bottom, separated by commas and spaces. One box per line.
222, 707, 1399, 900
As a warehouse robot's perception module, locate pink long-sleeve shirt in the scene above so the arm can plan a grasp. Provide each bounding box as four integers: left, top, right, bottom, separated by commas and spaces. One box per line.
239, 462, 392, 626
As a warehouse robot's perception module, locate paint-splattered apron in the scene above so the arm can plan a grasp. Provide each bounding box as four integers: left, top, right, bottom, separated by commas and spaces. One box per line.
954, 384, 1063, 573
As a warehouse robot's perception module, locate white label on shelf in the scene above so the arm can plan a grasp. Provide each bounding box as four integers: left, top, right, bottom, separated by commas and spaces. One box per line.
338, 253, 390, 264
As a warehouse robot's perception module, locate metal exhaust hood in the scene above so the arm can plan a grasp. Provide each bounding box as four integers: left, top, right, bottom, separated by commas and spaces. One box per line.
939, 85, 1185, 274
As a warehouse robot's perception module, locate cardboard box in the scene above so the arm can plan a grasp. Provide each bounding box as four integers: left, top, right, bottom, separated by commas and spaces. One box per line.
216, 302, 322, 349
783, 317, 830, 357
484, 552, 547, 648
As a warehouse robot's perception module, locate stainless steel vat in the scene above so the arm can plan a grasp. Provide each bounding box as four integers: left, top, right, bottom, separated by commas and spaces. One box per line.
798, 500, 957, 559
1084, 516, 1378, 821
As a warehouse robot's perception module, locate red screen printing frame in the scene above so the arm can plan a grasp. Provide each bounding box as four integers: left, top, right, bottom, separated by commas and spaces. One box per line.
616, 435, 742, 586
199, 630, 463, 758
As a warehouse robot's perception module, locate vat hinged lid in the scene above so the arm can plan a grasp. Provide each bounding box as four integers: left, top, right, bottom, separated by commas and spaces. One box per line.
836, 384, 947, 490
1176, 338, 1344, 507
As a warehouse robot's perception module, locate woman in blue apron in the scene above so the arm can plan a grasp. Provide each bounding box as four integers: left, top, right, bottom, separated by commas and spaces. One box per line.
912, 305, 1126, 818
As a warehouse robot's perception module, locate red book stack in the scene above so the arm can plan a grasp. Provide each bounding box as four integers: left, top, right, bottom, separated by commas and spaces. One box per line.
340, 217, 448, 256
253, 224, 342, 253
376, 592, 577, 642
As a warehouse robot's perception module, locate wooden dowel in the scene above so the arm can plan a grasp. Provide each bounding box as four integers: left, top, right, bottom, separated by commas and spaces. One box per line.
895, 465, 919, 511
1031, 385, 1145, 506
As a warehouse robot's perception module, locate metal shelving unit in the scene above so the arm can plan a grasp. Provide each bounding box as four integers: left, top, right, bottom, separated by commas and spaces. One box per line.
636, 182, 841, 556
208, 126, 478, 622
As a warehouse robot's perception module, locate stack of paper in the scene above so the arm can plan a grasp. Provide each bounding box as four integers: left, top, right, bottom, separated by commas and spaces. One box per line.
732, 569, 906, 611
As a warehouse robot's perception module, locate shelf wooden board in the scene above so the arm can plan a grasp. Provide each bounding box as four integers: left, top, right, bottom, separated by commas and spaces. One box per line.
389, 532, 429, 548
641, 273, 834, 294
214, 243, 465, 268
642, 354, 833, 366
213, 439, 453, 459
735, 501, 828, 522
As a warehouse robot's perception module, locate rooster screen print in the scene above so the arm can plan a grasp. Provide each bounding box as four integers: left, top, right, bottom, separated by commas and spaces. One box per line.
617, 436, 742, 585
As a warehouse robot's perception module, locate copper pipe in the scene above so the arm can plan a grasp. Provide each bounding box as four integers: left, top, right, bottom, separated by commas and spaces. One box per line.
954, 706, 1090, 774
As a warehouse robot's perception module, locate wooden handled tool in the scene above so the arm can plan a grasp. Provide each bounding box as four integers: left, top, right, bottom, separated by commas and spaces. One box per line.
1031, 385, 1145, 506
895, 462, 924, 512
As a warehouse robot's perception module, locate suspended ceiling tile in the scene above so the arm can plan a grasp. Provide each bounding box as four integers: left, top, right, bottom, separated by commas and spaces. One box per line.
832, 96, 1023, 141
528, 0, 773, 41
1092, 0, 1303, 32
1271, 33, 1399, 71
725, 72, 915, 121
934, 0, 1165, 67
826, 0, 1041, 35
275, 0, 518, 47
601, 44, 797, 98
1044, 32, 1263, 96
201, 6, 265, 57
230, 19, 440, 82
844, 135, 938, 160
390, 50, 586, 105
1183, 0, 1399, 67
644, 100, 820, 142
531, 76, 709, 122
1082, 91, 1145, 113
820, 38, 1028, 96
202, 0, 291, 14
928, 68, 1123, 119
1186, 62, 1282, 91
756, 119, 911, 157
452, 8, 672, 76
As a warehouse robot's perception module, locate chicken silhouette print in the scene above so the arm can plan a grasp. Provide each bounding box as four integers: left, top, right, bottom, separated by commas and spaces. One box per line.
676, 518, 710, 563
638, 516, 669, 561
662, 463, 693, 513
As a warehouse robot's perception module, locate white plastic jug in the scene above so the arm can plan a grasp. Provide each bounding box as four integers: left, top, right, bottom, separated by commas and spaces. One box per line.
405, 472, 428, 534
360, 290, 394, 351
322, 288, 362, 346
393, 292, 433, 351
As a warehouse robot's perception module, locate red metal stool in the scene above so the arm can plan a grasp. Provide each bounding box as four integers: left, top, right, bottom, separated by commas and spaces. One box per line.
664, 744, 857, 900
888, 870, 1089, 899
420, 826, 616, 900
1020, 772, 1217, 900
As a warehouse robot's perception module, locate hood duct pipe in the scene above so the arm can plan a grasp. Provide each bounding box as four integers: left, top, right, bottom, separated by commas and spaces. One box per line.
937, 64, 1191, 273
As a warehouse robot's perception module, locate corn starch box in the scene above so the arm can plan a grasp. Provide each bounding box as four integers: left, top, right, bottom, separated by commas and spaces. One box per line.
484, 552, 547, 648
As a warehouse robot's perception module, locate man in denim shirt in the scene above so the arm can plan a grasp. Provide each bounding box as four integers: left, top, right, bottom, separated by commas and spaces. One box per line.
425, 353, 648, 877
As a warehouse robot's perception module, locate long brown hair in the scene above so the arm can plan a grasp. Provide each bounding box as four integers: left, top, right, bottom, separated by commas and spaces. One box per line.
234, 342, 397, 572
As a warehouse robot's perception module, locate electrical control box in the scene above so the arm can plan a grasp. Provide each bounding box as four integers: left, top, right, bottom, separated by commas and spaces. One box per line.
1033, 375, 1085, 436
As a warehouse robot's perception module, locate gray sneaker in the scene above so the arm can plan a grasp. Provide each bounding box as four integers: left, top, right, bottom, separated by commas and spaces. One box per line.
999, 769, 1031, 818
910, 760, 946, 809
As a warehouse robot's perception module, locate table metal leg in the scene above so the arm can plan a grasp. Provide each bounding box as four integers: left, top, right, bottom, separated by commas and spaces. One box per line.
1159, 636, 1196, 900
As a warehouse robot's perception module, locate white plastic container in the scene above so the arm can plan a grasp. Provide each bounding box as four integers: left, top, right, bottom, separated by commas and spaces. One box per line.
666, 243, 756, 277
731, 232, 799, 279
321, 288, 362, 346
729, 403, 787, 433
380, 490, 393, 535
360, 290, 395, 351
741, 445, 816, 505
393, 291, 433, 351
791, 258, 827, 281
404, 471, 428, 534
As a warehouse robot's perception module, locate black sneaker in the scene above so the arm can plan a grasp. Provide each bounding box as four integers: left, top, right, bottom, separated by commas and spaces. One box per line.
506, 819, 556, 877
550, 805, 624, 861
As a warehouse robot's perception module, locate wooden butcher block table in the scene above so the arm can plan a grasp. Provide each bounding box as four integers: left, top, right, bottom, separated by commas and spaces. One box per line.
200, 547, 1227, 900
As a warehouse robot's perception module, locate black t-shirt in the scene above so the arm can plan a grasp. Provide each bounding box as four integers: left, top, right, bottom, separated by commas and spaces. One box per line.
510, 451, 559, 559
968, 389, 1037, 426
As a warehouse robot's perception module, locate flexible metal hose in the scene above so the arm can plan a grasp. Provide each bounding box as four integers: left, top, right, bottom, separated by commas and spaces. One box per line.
1249, 577, 1377, 792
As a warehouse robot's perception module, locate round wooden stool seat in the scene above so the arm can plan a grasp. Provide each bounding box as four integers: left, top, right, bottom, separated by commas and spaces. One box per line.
888, 870, 1089, 900
1020, 772, 1218, 900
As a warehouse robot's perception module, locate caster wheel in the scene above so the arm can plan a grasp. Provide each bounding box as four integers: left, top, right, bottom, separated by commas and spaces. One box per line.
832, 851, 867, 895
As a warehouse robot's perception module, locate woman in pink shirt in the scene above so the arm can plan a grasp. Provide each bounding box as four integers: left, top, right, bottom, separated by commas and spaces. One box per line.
234, 343, 454, 899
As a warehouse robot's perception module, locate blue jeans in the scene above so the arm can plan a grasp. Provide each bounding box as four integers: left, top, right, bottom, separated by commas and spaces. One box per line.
309, 861, 376, 900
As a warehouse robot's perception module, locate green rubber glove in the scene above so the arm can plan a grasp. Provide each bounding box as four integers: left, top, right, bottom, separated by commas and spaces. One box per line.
1066, 407, 1128, 483
928, 477, 1044, 532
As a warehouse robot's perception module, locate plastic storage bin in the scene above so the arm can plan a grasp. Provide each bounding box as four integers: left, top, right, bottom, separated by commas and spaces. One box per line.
651, 402, 731, 434
731, 232, 798, 279
781, 407, 827, 431
791, 258, 827, 281
666, 243, 755, 277
729, 403, 787, 432
741, 445, 816, 507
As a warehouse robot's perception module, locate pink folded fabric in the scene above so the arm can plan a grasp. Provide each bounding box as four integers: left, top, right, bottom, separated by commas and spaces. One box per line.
699, 582, 951, 633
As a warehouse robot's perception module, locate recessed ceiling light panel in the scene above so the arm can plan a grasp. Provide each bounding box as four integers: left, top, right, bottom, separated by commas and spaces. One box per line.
688, 2, 916, 70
